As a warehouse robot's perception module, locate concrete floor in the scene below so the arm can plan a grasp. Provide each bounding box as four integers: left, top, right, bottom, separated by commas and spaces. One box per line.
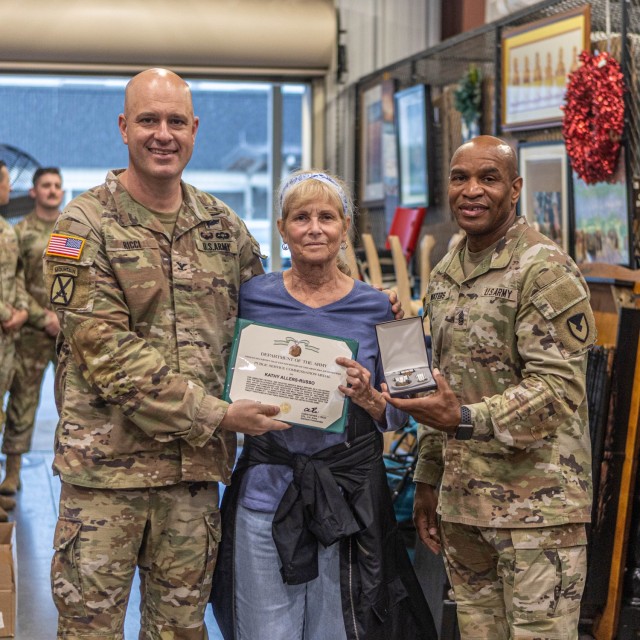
3, 365, 223, 640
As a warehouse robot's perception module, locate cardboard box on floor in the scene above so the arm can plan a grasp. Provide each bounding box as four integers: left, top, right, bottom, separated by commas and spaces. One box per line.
0, 522, 16, 638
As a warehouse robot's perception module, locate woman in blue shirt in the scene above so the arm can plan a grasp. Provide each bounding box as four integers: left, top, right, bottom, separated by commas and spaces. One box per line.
211, 170, 436, 640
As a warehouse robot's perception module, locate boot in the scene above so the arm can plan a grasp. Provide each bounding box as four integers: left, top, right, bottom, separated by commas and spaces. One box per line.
0, 496, 15, 511
0, 454, 21, 495
0, 495, 13, 522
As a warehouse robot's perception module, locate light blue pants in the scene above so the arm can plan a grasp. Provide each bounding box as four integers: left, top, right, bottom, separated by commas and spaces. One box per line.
234, 504, 348, 640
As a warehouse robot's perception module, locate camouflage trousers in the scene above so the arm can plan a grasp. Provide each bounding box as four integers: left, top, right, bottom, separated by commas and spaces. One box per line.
440, 520, 587, 639
3, 326, 56, 454
52, 481, 221, 640
0, 335, 16, 428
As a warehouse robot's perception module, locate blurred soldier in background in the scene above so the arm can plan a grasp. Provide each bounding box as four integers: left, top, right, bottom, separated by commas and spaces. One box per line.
0, 159, 29, 520
0, 167, 64, 495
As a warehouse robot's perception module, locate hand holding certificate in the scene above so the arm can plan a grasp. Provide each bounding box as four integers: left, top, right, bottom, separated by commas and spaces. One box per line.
224, 319, 359, 433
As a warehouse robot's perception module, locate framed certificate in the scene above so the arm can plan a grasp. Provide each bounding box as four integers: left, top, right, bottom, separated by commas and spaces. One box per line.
224, 319, 359, 432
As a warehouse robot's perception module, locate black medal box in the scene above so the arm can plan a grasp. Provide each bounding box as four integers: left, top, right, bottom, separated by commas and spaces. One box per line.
375, 317, 436, 398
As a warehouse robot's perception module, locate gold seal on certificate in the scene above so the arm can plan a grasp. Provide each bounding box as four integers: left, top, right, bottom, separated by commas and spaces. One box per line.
224, 319, 359, 432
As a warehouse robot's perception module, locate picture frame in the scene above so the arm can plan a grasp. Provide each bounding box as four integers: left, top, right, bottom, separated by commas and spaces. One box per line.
518, 141, 569, 253
359, 81, 385, 206
381, 78, 399, 199
501, 5, 590, 131
394, 84, 433, 208
569, 148, 632, 267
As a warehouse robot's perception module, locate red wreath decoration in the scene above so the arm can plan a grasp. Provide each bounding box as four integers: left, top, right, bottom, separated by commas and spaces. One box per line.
562, 51, 625, 185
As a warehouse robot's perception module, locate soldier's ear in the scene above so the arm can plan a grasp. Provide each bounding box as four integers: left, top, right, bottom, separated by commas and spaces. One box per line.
118, 114, 128, 144
511, 176, 523, 206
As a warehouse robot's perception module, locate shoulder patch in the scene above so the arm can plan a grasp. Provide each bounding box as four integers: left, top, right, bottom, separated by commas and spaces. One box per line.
567, 313, 589, 343
50, 274, 76, 306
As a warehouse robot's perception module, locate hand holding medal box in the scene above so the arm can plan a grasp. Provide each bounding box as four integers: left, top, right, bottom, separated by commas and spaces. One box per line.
224, 319, 358, 433
375, 316, 436, 397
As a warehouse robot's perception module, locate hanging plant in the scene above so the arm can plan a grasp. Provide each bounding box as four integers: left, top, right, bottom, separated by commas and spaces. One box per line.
562, 50, 625, 185
453, 64, 482, 127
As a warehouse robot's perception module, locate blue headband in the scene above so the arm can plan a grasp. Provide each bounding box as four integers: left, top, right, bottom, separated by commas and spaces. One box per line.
279, 172, 349, 217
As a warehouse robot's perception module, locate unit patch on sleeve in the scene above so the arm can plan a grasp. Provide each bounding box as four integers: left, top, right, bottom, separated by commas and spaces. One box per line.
46, 233, 85, 259
50, 274, 76, 306
567, 312, 589, 343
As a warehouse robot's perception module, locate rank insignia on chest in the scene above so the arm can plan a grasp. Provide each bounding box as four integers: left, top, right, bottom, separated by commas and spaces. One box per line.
50, 274, 76, 306
46, 233, 85, 259
567, 312, 589, 342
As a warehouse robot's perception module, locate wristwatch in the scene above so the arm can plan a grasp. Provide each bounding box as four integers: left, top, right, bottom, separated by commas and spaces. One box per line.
454, 405, 474, 440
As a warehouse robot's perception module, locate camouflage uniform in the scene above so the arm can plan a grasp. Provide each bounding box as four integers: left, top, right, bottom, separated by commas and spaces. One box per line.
0, 218, 29, 427
3, 212, 57, 455
44, 170, 264, 639
414, 217, 595, 639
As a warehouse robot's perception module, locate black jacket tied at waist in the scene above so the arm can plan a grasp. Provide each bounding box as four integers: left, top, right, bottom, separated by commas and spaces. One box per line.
211, 403, 438, 639
242, 430, 381, 584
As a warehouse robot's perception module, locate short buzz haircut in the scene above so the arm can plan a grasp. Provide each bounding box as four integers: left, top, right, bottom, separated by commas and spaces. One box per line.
32, 166, 61, 187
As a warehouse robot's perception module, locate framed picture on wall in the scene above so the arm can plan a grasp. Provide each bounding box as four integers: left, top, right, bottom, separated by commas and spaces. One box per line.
570, 149, 631, 267
394, 84, 433, 208
518, 141, 569, 253
501, 5, 590, 131
359, 81, 385, 206
381, 78, 399, 199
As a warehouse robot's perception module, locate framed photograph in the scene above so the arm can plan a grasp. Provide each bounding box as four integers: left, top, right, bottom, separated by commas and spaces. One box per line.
501, 5, 590, 131
570, 149, 631, 267
518, 141, 569, 252
394, 84, 433, 208
359, 82, 385, 206
381, 78, 399, 198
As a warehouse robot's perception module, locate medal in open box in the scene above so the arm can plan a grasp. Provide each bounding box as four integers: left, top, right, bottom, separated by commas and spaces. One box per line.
375, 316, 437, 397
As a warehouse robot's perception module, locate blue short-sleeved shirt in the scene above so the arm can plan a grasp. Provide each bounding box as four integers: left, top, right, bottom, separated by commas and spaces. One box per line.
237, 272, 407, 511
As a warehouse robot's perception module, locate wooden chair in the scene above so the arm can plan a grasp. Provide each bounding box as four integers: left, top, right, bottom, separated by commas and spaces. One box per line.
361, 233, 384, 288
342, 236, 361, 280
388, 235, 422, 317
418, 233, 436, 296
384, 206, 427, 261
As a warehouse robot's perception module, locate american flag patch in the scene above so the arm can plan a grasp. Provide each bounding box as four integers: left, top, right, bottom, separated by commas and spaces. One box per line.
46, 234, 85, 259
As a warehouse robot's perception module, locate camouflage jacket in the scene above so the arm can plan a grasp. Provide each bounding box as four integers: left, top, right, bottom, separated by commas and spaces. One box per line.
414, 217, 595, 528
44, 170, 264, 489
15, 211, 57, 330
0, 217, 28, 324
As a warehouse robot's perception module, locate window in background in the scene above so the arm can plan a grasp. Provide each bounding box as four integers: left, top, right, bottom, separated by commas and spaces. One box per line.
0, 75, 310, 270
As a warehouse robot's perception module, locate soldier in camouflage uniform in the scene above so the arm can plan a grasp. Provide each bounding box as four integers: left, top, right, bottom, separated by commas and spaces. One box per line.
385, 136, 595, 639
0, 159, 29, 520
0, 168, 63, 496
44, 68, 290, 640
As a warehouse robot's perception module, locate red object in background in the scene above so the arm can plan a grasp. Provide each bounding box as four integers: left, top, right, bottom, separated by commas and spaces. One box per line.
385, 207, 427, 261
